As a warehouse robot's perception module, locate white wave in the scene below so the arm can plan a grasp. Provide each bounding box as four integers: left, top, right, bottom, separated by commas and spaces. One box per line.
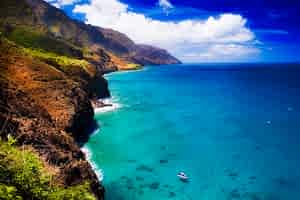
94, 97, 122, 113
89, 127, 101, 137
104, 67, 146, 78
81, 146, 104, 182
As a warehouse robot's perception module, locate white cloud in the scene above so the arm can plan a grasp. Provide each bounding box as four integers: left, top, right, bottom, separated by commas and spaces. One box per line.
158, 0, 173, 15
182, 44, 260, 62
73, 0, 258, 62
45, 0, 79, 8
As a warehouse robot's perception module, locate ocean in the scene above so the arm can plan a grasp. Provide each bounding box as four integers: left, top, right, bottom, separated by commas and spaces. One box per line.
84, 63, 300, 200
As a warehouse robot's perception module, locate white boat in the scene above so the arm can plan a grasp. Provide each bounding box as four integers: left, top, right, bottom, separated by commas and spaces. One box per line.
177, 172, 189, 181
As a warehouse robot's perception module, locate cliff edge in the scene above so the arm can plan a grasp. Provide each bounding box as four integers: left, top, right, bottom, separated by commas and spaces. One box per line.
0, 0, 180, 199
0, 37, 106, 199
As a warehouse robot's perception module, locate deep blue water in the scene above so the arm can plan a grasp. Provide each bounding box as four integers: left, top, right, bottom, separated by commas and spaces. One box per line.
85, 64, 300, 200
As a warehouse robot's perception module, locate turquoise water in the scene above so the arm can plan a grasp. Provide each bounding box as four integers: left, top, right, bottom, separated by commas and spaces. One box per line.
85, 64, 300, 200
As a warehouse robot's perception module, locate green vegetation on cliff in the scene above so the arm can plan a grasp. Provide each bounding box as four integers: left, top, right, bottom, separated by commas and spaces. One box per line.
1, 26, 83, 58
0, 31, 93, 77
22, 48, 90, 74
0, 137, 95, 200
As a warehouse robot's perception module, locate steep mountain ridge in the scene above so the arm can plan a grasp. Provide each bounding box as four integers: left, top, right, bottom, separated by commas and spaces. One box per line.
0, 0, 180, 66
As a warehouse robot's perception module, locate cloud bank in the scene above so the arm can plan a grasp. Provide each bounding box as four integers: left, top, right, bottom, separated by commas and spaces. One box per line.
71, 0, 258, 62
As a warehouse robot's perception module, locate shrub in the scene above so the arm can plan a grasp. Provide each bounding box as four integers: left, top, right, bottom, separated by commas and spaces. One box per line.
0, 138, 95, 200
0, 184, 22, 200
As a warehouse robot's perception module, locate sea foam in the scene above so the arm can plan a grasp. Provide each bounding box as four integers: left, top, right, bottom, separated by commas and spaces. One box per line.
81, 146, 104, 182
94, 97, 122, 113
82, 97, 122, 182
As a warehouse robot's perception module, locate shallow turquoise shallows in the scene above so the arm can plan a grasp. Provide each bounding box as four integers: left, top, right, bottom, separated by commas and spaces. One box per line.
84, 64, 300, 200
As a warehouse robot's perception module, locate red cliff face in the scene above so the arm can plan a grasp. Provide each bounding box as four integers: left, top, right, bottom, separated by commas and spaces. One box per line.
0, 38, 105, 199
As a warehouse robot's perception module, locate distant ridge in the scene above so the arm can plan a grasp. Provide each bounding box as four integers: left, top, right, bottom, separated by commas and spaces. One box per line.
0, 0, 180, 68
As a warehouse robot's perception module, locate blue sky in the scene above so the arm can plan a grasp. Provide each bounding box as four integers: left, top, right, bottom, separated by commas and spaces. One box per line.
46, 0, 300, 63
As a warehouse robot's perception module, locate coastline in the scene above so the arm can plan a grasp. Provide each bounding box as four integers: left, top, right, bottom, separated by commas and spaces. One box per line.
81, 145, 104, 182
104, 66, 147, 78
91, 98, 122, 113
83, 95, 122, 184
82, 66, 142, 187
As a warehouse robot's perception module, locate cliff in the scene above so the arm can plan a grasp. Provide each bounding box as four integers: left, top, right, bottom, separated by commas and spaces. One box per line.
97, 28, 181, 65
0, 37, 105, 199
0, 0, 180, 199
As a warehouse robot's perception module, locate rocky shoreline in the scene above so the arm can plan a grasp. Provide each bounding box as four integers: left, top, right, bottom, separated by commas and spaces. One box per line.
91, 99, 113, 109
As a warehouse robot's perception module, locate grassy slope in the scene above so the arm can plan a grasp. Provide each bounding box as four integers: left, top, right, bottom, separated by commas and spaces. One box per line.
2, 26, 83, 58
0, 25, 140, 72
0, 26, 97, 77
0, 137, 95, 200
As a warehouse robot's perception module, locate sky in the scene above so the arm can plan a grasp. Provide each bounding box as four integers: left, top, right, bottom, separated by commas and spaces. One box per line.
45, 0, 300, 63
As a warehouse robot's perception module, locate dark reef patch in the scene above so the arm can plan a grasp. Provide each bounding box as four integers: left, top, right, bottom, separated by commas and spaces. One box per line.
136, 164, 154, 172
160, 145, 167, 150
255, 145, 262, 151
127, 185, 134, 190
127, 159, 137, 163
136, 176, 144, 181
227, 172, 239, 180
139, 183, 147, 189
242, 192, 262, 200
120, 176, 129, 180
149, 182, 160, 190
169, 191, 176, 198
229, 189, 241, 199
138, 190, 144, 195
160, 159, 169, 164
273, 177, 298, 189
